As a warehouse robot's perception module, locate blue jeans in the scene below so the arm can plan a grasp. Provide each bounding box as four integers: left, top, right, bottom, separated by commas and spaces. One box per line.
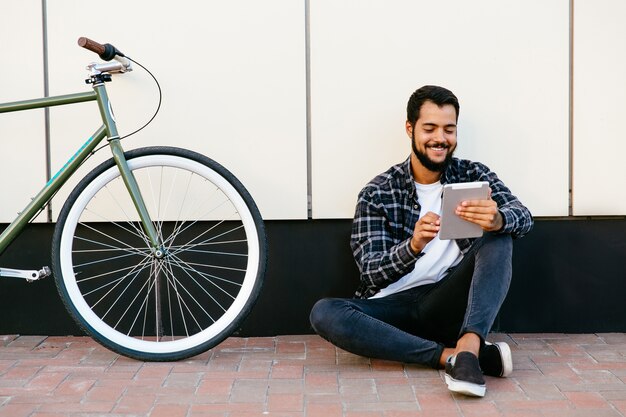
309, 233, 513, 369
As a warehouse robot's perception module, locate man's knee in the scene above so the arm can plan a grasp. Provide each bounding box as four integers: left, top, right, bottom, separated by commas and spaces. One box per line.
476, 233, 513, 260
309, 298, 337, 334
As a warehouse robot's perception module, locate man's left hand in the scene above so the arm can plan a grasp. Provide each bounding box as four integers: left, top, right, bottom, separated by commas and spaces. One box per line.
455, 196, 503, 232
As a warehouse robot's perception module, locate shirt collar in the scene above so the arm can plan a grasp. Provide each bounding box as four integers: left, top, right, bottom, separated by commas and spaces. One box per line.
402, 155, 456, 184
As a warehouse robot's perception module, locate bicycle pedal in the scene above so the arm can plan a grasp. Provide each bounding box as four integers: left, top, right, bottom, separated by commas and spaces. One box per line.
39, 266, 52, 278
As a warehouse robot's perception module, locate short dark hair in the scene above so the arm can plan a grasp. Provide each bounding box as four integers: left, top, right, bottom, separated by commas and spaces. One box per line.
406, 85, 460, 126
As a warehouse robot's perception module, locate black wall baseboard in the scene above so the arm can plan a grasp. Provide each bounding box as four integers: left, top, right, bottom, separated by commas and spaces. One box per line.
0, 219, 625, 336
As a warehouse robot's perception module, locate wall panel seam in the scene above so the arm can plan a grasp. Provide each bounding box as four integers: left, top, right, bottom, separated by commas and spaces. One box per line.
41, 0, 52, 222
305, 0, 313, 219
568, 0, 574, 217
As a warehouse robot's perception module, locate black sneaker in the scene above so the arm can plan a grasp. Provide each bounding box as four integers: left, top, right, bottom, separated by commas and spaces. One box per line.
479, 342, 513, 377
444, 351, 486, 397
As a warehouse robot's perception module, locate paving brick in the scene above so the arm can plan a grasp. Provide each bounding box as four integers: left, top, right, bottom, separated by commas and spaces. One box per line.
564, 391, 611, 408
408, 376, 449, 394
0, 403, 40, 417
195, 380, 233, 406
239, 358, 273, 373
344, 401, 419, 413
7, 336, 47, 349
305, 393, 342, 404
53, 377, 96, 396
518, 382, 565, 400
83, 384, 125, 402
0, 336, 18, 347
304, 402, 343, 417
150, 403, 190, 417
305, 372, 338, 395
190, 402, 266, 414
496, 399, 574, 411
339, 378, 376, 396
113, 393, 157, 414
268, 378, 304, 395
376, 383, 416, 402
163, 371, 203, 389
344, 411, 382, 417
267, 392, 304, 412
276, 341, 306, 359
370, 359, 405, 372
271, 364, 304, 379
599, 333, 626, 344
230, 379, 269, 403
23, 370, 65, 390
415, 392, 457, 410
541, 410, 622, 417
457, 401, 502, 417
37, 401, 113, 414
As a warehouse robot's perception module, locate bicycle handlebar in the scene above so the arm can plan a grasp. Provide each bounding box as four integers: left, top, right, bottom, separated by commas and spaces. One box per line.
78, 37, 125, 61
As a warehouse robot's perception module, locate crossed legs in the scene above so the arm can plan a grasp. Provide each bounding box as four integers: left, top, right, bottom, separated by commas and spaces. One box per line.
309, 233, 513, 368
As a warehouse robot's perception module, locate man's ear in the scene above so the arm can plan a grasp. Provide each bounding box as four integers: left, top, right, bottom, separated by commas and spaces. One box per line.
405, 120, 413, 138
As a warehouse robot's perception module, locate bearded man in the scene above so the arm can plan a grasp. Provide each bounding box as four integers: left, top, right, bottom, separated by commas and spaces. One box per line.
309, 85, 533, 397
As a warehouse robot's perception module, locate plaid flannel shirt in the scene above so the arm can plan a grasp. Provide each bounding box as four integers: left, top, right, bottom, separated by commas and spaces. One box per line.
351, 156, 533, 299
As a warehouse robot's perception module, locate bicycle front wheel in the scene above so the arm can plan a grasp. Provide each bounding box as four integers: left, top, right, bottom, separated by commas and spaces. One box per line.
52, 147, 266, 361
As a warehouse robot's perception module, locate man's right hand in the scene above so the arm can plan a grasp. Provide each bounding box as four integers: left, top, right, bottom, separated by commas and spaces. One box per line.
410, 211, 441, 254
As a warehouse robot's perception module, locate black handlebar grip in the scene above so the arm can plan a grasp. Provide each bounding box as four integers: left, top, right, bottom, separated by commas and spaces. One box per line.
77, 37, 124, 61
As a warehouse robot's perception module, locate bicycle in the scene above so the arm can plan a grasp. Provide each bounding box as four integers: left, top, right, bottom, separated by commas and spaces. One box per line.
0, 38, 267, 361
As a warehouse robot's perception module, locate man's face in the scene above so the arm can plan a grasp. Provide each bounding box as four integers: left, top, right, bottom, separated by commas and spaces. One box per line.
407, 101, 458, 172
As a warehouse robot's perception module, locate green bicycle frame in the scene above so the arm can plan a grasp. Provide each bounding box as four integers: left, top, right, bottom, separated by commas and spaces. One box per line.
0, 83, 160, 255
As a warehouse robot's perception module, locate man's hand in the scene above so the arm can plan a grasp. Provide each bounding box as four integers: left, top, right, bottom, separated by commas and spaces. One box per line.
455, 194, 503, 232
410, 211, 440, 254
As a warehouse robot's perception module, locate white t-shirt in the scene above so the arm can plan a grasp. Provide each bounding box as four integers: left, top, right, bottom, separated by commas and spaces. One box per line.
371, 181, 463, 299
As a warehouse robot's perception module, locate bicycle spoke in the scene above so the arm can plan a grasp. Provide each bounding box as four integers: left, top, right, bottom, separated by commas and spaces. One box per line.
164, 177, 223, 247
75, 222, 149, 256
77, 261, 150, 285
86, 257, 153, 310
73, 251, 144, 269
111, 269, 154, 331
162, 194, 236, 250
167, 248, 247, 257
170, 224, 245, 257
162, 260, 194, 337
82, 207, 148, 245
168, 252, 242, 294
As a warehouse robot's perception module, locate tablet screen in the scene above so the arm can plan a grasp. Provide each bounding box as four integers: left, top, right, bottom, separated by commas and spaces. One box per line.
439, 182, 490, 240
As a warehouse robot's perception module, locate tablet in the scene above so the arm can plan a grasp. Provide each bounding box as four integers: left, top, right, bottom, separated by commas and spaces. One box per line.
439, 181, 490, 240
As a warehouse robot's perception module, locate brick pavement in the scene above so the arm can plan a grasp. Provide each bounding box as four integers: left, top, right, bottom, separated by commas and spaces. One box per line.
1, 333, 626, 416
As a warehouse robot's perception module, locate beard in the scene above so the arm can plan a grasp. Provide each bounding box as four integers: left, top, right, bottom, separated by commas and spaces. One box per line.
411, 132, 455, 173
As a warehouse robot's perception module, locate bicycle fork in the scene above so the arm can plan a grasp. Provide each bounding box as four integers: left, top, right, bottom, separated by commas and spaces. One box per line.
93, 80, 163, 256
108, 139, 163, 253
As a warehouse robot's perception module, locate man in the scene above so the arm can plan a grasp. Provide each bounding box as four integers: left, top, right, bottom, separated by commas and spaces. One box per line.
309, 85, 533, 397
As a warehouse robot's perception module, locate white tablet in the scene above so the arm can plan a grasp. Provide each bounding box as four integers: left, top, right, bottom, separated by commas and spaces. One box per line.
439, 181, 490, 240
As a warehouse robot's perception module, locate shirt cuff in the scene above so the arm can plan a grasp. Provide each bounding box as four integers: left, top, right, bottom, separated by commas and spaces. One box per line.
396, 238, 423, 266
497, 209, 515, 234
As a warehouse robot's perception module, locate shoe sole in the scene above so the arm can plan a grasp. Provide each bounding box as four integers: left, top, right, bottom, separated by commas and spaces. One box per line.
444, 374, 486, 397
493, 342, 513, 377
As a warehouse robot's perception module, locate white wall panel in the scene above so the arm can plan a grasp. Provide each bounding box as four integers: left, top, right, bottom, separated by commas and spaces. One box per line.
573, 0, 626, 215
310, 0, 570, 218
0, 2, 47, 223
45, 0, 307, 220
